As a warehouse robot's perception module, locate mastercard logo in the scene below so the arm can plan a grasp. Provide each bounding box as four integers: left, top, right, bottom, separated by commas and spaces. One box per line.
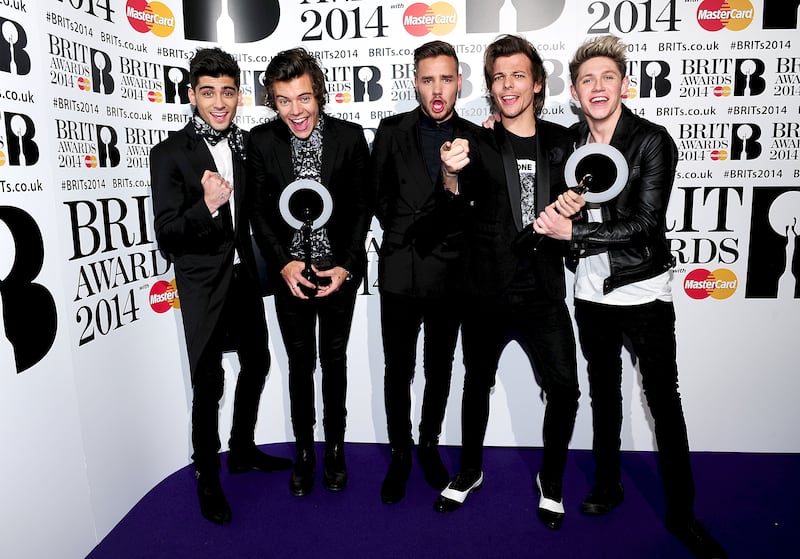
623, 87, 637, 99
147, 90, 164, 103
126, 0, 176, 38
149, 279, 180, 313
713, 85, 731, 97
696, 0, 755, 32
0, 151, 6, 166
77, 76, 91, 91
403, 2, 457, 37
84, 154, 98, 168
710, 149, 728, 160
335, 92, 353, 104
684, 268, 738, 300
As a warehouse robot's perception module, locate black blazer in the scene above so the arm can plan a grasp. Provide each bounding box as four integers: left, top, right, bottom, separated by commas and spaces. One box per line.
247, 114, 372, 288
372, 108, 481, 297
150, 123, 262, 371
459, 119, 573, 301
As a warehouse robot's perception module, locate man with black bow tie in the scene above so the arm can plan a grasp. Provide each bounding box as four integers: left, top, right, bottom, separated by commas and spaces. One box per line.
150, 47, 291, 526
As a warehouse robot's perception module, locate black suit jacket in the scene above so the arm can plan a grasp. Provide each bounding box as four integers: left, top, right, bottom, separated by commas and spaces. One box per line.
372, 108, 481, 297
247, 114, 372, 288
460, 119, 572, 301
150, 123, 264, 372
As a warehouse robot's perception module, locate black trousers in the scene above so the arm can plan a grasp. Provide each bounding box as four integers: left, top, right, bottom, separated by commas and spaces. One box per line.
460, 295, 580, 483
380, 291, 461, 450
191, 264, 270, 472
274, 284, 357, 447
575, 298, 695, 524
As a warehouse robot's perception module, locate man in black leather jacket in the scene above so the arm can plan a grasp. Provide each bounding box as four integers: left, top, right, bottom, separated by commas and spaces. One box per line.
534, 35, 727, 559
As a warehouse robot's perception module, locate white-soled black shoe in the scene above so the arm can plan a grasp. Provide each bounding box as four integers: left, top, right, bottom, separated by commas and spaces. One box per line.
536, 473, 565, 530
434, 470, 483, 512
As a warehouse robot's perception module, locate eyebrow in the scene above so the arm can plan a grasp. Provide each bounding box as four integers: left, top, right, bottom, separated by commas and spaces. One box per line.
197, 85, 238, 92
419, 73, 455, 80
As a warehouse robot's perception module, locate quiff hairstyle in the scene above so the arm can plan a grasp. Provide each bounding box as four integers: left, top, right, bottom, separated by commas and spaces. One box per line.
189, 47, 240, 89
413, 40, 459, 73
569, 35, 628, 84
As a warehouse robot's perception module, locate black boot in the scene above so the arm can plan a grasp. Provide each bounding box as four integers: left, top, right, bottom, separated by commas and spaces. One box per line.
289, 445, 316, 497
195, 468, 231, 525
323, 442, 348, 492
381, 448, 412, 504
418, 439, 449, 490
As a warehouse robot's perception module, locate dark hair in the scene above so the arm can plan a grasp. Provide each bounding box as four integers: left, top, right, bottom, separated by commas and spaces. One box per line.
189, 47, 240, 89
483, 34, 546, 116
569, 34, 627, 84
263, 47, 327, 111
413, 40, 459, 73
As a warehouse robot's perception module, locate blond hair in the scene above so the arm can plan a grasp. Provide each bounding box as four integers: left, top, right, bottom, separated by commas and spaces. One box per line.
569, 35, 627, 83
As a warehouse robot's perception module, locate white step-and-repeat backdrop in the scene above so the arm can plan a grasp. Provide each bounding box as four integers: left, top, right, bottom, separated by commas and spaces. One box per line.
1, 0, 798, 556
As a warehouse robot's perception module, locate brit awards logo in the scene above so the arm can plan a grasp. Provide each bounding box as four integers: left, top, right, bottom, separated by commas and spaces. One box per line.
0, 17, 31, 76
626, 60, 672, 99
0, 206, 58, 373
746, 188, 800, 299
182, 0, 280, 42
465, 0, 565, 33
1, 112, 39, 167
326, 66, 383, 104
763, 0, 800, 29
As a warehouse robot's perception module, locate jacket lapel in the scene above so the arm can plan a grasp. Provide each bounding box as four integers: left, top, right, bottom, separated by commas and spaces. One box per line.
535, 121, 552, 214
495, 124, 524, 232
398, 110, 435, 203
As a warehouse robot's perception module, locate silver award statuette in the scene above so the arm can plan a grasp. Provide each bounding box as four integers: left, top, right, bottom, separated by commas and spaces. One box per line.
564, 143, 629, 204
278, 179, 334, 297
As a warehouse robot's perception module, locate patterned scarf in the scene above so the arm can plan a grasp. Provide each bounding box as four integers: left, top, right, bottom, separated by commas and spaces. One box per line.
192, 109, 246, 161
288, 118, 333, 267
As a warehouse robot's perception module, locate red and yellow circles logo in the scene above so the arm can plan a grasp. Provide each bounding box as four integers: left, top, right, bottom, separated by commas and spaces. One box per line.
126, 0, 176, 38
713, 85, 731, 97
149, 279, 180, 313
403, 2, 457, 37
77, 76, 91, 91
684, 268, 738, 300
335, 92, 353, 104
147, 90, 164, 103
697, 0, 755, 32
84, 154, 98, 168
0, 151, 6, 166
710, 149, 728, 160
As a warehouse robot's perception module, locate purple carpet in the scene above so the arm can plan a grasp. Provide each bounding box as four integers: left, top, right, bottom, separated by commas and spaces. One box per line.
86, 443, 798, 558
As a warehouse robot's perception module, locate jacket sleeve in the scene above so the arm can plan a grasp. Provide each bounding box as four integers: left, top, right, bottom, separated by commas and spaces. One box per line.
570, 128, 677, 252
150, 140, 225, 258
371, 120, 394, 229
247, 128, 295, 271
337, 126, 374, 276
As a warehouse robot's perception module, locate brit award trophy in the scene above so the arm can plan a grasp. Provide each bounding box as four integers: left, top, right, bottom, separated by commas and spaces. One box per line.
279, 178, 334, 297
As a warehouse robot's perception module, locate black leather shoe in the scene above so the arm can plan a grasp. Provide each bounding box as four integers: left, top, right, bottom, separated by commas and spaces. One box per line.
434, 470, 483, 512
581, 481, 624, 515
668, 519, 728, 559
535, 473, 565, 530
323, 443, 348, 492
227, 446, 293, 474
381, 449, 412, 504
418, 441, 449, 490
196, 470, 231, 525
289, 447, 316, 497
